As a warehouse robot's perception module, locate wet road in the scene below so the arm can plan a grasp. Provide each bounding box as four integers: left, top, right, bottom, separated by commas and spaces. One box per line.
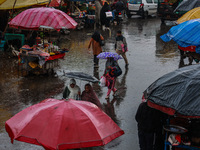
0, 17, 182, 150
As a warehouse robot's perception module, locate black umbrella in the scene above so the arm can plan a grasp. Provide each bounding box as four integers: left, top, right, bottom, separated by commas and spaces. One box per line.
144, 64, 200, 118
65, 72, 99, 83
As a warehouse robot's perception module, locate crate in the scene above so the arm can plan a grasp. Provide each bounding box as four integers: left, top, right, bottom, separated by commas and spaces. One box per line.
0, 40, 5, 48
4, 33, 25, 46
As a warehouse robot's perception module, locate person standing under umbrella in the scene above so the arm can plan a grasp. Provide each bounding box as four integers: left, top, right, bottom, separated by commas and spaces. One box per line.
88, 31, 104, 68
115, 30, 129, 67
104, 57, 122, 99
63, 79, 81, 100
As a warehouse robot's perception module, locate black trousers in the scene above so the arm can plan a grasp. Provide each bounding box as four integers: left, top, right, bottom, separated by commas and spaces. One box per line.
138, 130, 154, 150
94, 55, 99, 65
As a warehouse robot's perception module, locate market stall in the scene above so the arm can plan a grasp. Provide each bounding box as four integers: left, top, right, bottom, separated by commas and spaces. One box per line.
143, 64, 200, 150
67, 0, 96, 29
7, 7, 77, 75
18, 44, 68, 75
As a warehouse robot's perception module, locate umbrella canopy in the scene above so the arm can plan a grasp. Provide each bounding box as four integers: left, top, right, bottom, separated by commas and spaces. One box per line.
0, 0, 48, 10
97, 52, 122, 60
8, 7, 77, 30
65, 72, 99, 83
160, 19, 200, 54
144, 64, 200, 118
174, 0, 200, 12
5, 99, 124, 150
177, 7, 200, 24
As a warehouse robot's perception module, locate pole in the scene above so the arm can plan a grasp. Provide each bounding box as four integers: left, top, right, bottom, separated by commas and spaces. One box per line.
47, 0, 52, 7
3, 0, 17, 37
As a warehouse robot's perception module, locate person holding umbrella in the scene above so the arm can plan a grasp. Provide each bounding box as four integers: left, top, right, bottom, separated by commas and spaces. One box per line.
63, 79, 81, 100
88, 31, 104, 68
104, 57, 122, 99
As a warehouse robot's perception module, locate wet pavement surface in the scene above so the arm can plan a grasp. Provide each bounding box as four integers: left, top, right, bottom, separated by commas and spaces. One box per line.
0, 17, 186, 150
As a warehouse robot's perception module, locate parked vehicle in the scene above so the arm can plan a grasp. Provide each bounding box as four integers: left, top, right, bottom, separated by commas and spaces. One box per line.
158, 0, 200, 23
157, 0, 181, 23
126, 0, 160, 19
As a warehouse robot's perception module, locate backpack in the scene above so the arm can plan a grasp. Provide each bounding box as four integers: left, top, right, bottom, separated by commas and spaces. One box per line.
109, 65, 122, 77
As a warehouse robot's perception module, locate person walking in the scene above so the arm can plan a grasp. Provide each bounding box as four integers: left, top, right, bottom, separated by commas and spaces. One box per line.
88, 31, 104, 68
100, 2, 111, 30
104, 57, 122, 99
115, 30, 129, 67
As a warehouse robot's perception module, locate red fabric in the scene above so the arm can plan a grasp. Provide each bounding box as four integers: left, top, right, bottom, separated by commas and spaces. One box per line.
178, 45, 196, 52
9, 7, 77, 30
5, 99, 124, 150
49, 0, 61, 7
46, 53, 65, 61
147, 100, 176, 116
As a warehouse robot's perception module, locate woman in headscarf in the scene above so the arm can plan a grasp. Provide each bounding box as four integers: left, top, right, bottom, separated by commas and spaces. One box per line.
88, 31, 104, 67
81, 84, 102, 108
100, 2, 111, 29
104, 57, 119, 99
63, 79, 81, 100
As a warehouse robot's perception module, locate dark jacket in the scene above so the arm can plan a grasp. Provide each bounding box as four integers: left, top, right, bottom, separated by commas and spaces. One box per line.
135, 102, 162, 133
115, 1, 124, 12
115, 35, 127, 51
100, 2, 111, 27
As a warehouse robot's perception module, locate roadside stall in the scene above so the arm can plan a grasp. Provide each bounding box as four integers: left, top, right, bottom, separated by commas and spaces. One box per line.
8, 7, 77, 75
67, 0, 95, 29
143, 64, 200, 150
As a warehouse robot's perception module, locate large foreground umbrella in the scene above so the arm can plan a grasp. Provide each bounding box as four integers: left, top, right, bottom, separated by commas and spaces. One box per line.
144, 64, 200, 118
97, 52, 122, 60
177, 7, 200, 24
8, 7, 77, 30
65, 72, 99, 83
5, 99, 124, 150
160, 19, 200, 54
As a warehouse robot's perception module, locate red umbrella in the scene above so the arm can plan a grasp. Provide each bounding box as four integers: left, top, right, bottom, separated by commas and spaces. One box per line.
5, 99, 124, 150
8, 7, 77, 30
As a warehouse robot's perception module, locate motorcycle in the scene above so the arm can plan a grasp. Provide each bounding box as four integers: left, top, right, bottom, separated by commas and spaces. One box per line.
114, 11, 123, 25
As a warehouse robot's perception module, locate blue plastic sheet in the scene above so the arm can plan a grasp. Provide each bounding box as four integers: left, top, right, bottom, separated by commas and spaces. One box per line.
160, 19, 200, 54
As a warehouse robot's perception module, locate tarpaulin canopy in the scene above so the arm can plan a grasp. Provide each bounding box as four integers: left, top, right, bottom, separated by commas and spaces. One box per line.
160, 19, 200, 54
174, 0, 200, 12
0, 0, 49, 10
177, 7, 200, 24
0, 0, 6, 5
144, 64, 200, 118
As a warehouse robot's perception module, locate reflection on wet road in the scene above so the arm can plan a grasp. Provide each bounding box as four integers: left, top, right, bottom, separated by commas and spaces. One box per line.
0, 18, 181, 150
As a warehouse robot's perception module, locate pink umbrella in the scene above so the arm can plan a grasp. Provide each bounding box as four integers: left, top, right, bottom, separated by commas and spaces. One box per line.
5, 99, 124, 150
9, 7, 77, 30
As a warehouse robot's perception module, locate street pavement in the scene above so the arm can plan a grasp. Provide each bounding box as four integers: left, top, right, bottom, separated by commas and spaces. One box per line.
0, 17, 183, 150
